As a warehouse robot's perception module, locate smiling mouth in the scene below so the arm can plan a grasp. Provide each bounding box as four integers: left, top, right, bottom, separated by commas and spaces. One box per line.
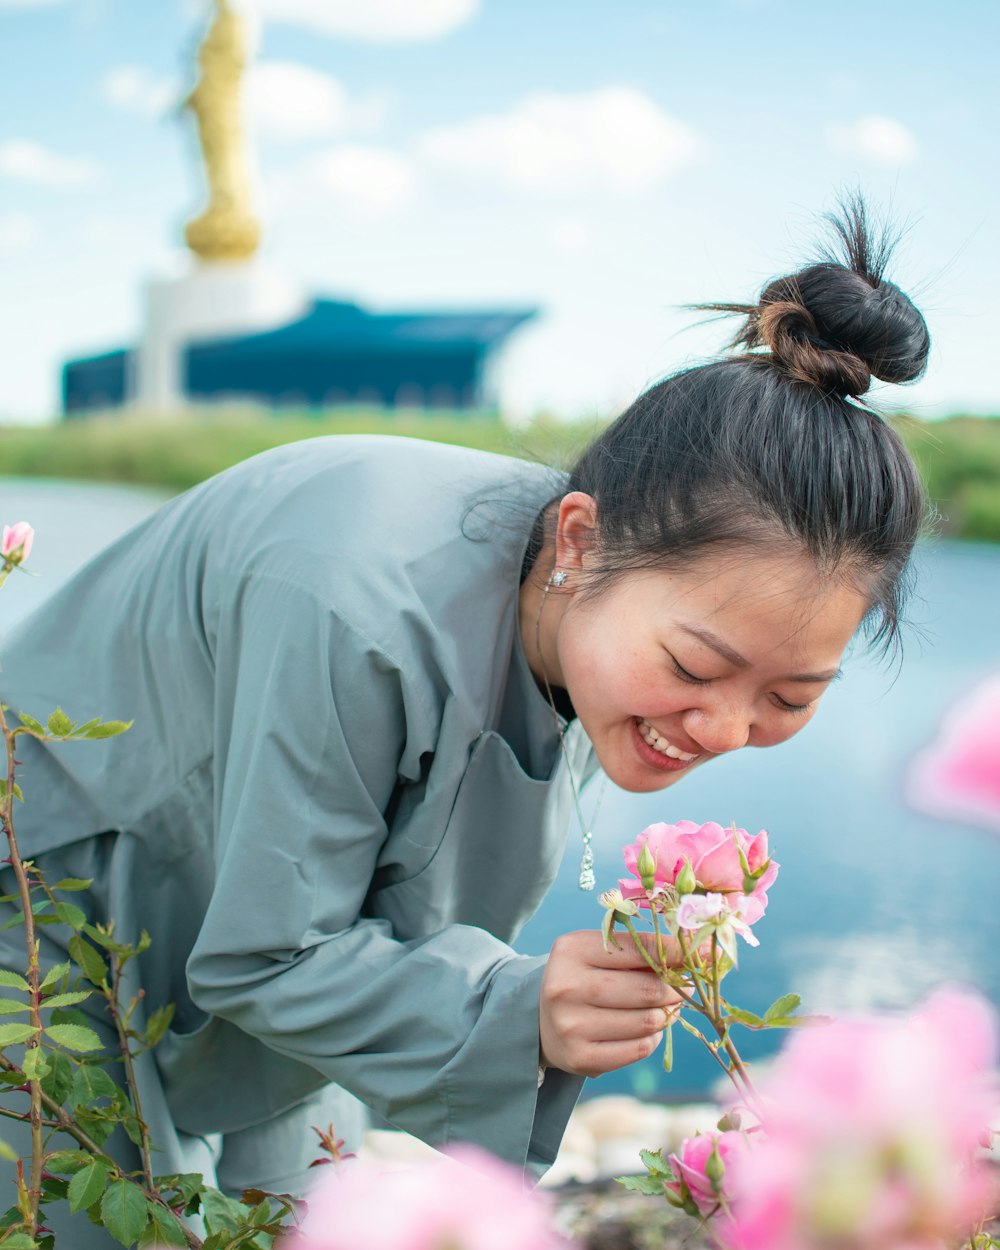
636, 718, 700, 762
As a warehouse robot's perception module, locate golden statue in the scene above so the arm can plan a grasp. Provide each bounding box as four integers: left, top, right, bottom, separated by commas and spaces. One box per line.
183, 0, 260, 262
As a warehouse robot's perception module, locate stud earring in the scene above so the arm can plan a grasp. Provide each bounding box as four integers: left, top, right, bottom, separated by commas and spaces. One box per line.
550, 570, 568, 587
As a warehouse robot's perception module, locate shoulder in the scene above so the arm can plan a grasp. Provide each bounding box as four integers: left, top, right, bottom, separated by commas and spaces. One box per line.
195, 433, 561, 675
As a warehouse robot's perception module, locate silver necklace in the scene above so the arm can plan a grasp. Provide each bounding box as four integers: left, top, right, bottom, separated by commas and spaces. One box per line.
535, 570, 607, 891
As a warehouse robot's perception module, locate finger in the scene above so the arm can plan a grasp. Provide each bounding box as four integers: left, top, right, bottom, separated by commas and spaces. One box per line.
585, 968, 683, 1011
589, 929, 686, 970
580, 1005, 673, 1043
574, 1033, 666, 1078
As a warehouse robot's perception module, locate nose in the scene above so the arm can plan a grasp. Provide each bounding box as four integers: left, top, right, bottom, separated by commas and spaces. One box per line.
681, 705, 752, 755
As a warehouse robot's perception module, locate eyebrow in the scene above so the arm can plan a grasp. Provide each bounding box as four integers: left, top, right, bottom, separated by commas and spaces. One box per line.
678, 624, 843, 684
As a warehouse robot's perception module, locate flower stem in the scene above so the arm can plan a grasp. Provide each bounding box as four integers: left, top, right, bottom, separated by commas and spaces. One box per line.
0, 705, 44, 1235
108, 953, 155, 1191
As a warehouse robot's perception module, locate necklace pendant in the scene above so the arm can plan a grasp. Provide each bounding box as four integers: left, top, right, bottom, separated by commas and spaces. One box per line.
578, 843, 595, 891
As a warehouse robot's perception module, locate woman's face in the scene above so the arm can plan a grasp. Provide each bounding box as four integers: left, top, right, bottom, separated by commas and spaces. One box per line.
539, 509, 871, 794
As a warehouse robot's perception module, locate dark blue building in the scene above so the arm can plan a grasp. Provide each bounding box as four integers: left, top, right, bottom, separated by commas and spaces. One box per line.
62, 298, 536, 415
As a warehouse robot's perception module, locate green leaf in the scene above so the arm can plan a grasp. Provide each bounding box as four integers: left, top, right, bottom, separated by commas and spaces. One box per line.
70, 1064, 119, 1106
68, 720, 101, 738
46, 709, 74, 737
44, 1150, 91, 1175
84, 721, 133, 740
138, 1204, 188, 1248
100, 1179, 149, 1248
40, 991, 92, 1010
43, 1023, 103, 1052
0, 1140, 15, 1164
68, 935, 107, 987
0, 972, 29, 992
0, 1001, 30, 1015
73, 1108, 115, 1147
616, 1173, 669, 1195
0, 1234, 40, 1248
82, 925, 131, 956
53, 903, 87, 931
49, 1005, 92, 1030
725, 1005, 765, 1029
51, 879, 93, 893
154, 1173, 204, 1211
39, 962, 71, 992
0, 1022, 39, 1046
68, 1160, 111, 1214
143, 1004, 174, 1050
763, 993, 801, 1024
639, 1148, 672, 1176
200, 1188, 246, 1236
16, 712, 44, 736
39, 1052, 74, 1105
20, 1048, 50, 1081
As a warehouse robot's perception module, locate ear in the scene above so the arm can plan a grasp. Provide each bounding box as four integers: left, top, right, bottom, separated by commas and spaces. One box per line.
554, 491, 599, 573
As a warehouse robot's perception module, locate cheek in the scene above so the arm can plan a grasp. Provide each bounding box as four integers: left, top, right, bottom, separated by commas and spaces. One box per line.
754, 707, 818, 748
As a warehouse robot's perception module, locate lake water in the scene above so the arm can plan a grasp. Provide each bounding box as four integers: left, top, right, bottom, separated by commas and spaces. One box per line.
2, 476, 998, 1102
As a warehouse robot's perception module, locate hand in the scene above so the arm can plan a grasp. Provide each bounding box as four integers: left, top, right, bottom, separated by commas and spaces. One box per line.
538, 929, 684, 1078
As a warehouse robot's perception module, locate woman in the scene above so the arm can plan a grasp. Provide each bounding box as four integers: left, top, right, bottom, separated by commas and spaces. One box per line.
0, 203, 929, 1235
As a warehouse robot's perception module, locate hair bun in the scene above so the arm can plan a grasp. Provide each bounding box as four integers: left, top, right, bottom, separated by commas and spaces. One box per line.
755, 294, 872, 396
709, 197, 931, 400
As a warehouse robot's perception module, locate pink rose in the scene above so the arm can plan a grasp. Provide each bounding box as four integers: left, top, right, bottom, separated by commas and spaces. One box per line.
619, 820, 778, 925
290, 1144, 572, 1250
720, 987, 1000, 1250
667, 1130, 748, 1218
1, 521, 33, 565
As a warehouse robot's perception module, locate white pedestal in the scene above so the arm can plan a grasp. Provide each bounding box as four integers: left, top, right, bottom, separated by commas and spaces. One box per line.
132, 262, 308, 413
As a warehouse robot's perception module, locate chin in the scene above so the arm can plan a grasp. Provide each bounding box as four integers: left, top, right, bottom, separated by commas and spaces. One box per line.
603, 758, 701, 795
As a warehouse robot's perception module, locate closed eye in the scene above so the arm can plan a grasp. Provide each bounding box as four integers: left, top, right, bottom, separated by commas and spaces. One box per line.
669, 655, 712, 686
772, 694, 814, 715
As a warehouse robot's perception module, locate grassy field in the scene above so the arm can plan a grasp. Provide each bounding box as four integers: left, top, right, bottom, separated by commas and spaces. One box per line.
1, 407, 999, 542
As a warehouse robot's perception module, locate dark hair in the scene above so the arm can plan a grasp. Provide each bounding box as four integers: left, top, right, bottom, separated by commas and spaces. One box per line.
562, 197, 930, 652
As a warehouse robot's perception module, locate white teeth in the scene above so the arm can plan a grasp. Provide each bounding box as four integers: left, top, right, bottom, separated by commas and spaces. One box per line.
639, 720, 698, 761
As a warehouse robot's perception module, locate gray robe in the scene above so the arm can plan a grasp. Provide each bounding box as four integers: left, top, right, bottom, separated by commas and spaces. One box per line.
0, 435, 593, 1191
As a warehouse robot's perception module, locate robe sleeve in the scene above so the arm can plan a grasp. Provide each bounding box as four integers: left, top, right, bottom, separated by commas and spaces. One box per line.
186, 570, 583, 1176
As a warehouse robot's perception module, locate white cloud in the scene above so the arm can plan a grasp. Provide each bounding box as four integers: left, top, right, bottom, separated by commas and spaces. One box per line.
101, 65, 179, 116
827, 114, 918, 165
0, 141, 99, 187
250, 61, 349, 140
299, 144, 417, 218
548, 218, 593, 254
0, 212, 39, 251
419, 88, 701, 194
236, 0, 477, 41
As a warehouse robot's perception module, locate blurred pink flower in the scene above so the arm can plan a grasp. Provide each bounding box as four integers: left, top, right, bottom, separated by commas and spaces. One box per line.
907, 673, 1000, 833
288, 1144, 572, 1250
619, 820, 778, 925
1, 521, 33, 565
667, 1130, 749, 1218
720, 987, 1000, 1250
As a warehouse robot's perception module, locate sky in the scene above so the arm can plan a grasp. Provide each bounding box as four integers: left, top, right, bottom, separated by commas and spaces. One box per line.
0, 0, 997, 423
